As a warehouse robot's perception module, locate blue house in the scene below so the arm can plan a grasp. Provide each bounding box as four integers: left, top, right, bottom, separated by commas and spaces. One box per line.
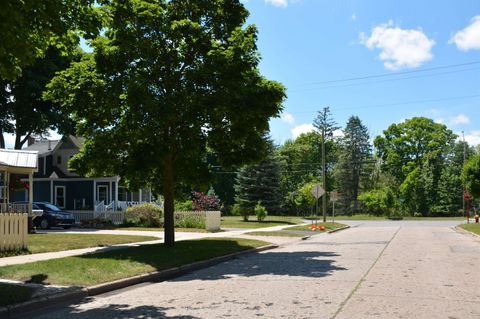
16, 136, 151, 211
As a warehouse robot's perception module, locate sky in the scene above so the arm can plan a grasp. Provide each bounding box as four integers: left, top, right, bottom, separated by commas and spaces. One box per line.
241, 0, 480, 145
5, 0, 480, 148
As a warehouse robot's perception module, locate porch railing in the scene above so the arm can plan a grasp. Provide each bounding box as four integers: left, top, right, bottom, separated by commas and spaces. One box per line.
0, 203, 29, 214
94, 201, 105, 212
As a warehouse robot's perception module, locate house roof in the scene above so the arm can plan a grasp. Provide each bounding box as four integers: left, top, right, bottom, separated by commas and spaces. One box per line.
24, 139, 60, 155
0, 149, 38, 170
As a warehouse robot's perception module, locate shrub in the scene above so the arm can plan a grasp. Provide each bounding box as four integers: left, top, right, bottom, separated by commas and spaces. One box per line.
231, 204, 242, 216
125, 203, 163, 227
358, 188, 397, 216
192, 191, 220, 211
175, 200, 194, 211
255, 202, 268, 221
174, 213, 205, 229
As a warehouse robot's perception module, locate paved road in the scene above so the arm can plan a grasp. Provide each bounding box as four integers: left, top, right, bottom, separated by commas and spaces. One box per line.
27, 221, 480, 319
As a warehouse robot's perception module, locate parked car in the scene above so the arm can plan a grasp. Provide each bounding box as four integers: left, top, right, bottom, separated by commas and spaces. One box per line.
14, 202, 75, 230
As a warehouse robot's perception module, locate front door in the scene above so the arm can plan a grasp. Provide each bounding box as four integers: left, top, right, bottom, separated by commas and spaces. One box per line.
54, 186, 66, 208
97, 185, 108, 204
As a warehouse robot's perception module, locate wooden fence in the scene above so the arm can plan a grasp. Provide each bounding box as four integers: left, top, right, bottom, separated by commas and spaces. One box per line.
0, 213, 28, 252
72, 210, 125, 225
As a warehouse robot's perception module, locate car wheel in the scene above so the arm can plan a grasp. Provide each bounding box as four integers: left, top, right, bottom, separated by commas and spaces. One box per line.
62, 226, 71, 230
40, 218, 49, 230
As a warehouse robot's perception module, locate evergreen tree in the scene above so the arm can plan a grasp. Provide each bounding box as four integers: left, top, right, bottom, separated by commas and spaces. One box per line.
313, 106, 340, 221
235, 154, 282, 217
335, 116, 372, 214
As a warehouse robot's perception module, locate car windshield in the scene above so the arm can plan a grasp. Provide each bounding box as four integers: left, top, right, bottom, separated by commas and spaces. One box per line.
42, 203, 62, 211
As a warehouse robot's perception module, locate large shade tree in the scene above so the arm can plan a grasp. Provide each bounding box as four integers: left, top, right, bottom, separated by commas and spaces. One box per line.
45, 0, 286, 246
0, 47, 76, 149
374, 117, 456, 214
0, 0, 100, 80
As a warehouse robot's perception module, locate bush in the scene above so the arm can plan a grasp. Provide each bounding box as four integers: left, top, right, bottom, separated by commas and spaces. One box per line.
125, 203, 163, 227
174, 213, 205, 229
255, 202, 268, 221
231, 204, 242, 216
192, 191, 220, 211
358, 188, 396, 216
175, 200, 194, 211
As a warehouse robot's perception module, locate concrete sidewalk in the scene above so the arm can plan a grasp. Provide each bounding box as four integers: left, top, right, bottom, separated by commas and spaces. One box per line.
0, 224, 308, 267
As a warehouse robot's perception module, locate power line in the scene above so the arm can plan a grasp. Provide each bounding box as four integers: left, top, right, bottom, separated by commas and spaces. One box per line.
287, 93, 480, 115
289, 61, 480, 88
288, 66, 480, 92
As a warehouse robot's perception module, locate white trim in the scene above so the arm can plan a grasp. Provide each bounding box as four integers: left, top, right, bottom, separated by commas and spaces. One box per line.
50, 180, 53, 203
109, 181, 112, 207
97, 185, 108, 204
28, 177, 118, 182
54, 185, 66, 208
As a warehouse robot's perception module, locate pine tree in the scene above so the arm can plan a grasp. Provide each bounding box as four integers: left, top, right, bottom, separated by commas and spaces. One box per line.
313, 106, 340, 221
235, 155, 282, 217
336, 116, 372, 214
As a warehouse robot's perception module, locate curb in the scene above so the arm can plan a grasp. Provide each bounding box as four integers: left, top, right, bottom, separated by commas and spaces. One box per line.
6, 244, 278, 318
454, 226, 480, 239
328, 225, 350, 234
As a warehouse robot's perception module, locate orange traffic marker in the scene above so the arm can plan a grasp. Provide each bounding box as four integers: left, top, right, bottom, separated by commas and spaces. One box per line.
318, 225, 326, 231
310, 224, 317, 231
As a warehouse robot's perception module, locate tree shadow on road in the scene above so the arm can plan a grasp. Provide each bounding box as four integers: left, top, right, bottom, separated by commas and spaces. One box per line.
25, 303, 200, 319
172, 251, 347, 281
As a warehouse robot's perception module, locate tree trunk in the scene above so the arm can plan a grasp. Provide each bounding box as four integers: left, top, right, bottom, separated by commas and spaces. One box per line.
0, 132, 5, 149
163, 156, 175, 247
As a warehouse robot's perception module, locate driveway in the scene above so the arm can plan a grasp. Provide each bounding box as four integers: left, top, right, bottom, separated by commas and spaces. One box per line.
25, 220, 480, 319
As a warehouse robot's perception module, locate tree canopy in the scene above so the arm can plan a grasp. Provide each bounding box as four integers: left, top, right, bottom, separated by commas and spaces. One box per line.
45, 0, 286, 246
0, 0, 100, 79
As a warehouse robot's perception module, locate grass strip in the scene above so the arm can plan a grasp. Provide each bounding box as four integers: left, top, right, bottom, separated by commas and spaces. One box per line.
286, 222, 347, 232
27, 234, 159, 254
245, 231, 306, 237
458, 223, 480, 235
221, 216, 303, 228
0, 238, 268, 287
0, 283, 33, 307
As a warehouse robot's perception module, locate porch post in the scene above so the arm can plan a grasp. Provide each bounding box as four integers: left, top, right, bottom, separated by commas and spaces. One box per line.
115, 177, 119, 211
109, 180, 112, 205
5, 172, 9, 204
139, 189, 142, 203
28, 172, 33, 215
93, 180, 96, 211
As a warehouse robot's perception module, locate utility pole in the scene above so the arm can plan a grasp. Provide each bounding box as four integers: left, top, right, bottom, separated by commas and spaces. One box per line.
462, 131, 466, 217
321, 128, 327, 222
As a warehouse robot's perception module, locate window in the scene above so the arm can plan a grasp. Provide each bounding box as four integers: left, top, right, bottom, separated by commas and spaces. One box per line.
118, 187, 127, 201
54, 186, 66, 208
57, 156, 62, 164
97, 185, 108, 204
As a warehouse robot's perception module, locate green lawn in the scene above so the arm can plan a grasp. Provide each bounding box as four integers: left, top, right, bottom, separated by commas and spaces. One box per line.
458, 223, 480, 235
0, 283, 33, 307
221, 216, 304, 228
245, 231, 306, 237
117, 227, 210, 233
26, 234, 159, 254
286, 222, 347, 232
306, 214, 464, 221
0, 238, 268, 287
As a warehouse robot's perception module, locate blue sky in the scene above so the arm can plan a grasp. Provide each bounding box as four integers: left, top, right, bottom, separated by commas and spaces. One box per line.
241, 0, 480, 145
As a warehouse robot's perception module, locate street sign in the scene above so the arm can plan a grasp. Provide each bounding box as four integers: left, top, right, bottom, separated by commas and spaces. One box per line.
330, 190, 338, 202
311, 184, 325, 199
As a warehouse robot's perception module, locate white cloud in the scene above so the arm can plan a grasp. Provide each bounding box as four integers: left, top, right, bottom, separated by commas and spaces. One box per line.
450, 114, 470, 125
464, 131, 480, 146
265, 0, 288, 8
360, 21, 435, 70
281, 112, 295, 125
351, 13, 357, 21
291, 124, 315, 139
434, 118, 445, 124
450, 16, 480, 51
333, 129, 344, 138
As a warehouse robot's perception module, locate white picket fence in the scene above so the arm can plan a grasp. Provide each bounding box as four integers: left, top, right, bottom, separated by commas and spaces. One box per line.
0, 213, 28, 252
72, 210, 125, 225
174, 211, 221, 231
72, 210, 221, 230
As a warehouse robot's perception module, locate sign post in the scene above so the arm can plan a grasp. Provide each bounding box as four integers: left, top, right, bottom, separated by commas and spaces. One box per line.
330, 190, 338, 224
311, 184, 325, 228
